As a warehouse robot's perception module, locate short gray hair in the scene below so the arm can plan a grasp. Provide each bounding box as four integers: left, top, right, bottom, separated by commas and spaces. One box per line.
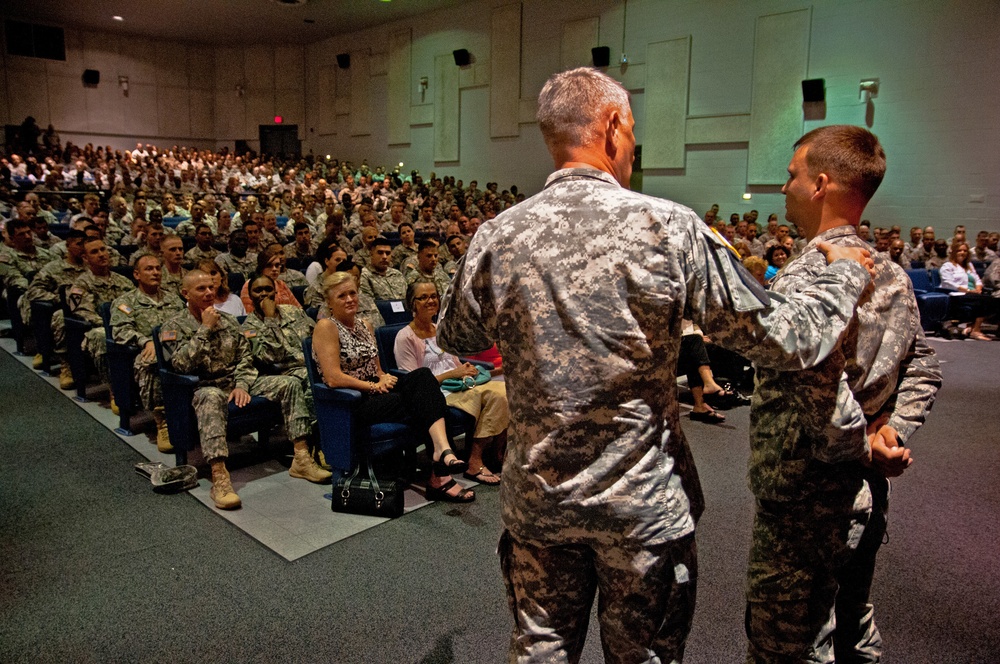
536, 67, 631, 152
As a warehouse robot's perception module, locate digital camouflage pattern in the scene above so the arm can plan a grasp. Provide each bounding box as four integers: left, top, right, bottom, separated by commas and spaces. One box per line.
359, 266, 406, 301
746, 225, 942, 663
438, 166, 873, 662
439, 166, 871, 549
21, 258, 87, 326
160, 308, 313, 460
405, 264, 451, 298
215, 251, 257, 278
67, 270, 135, 373
110, 288, 185, 409
185, 245, 220, 264
0, 244, 53, 291
160, 266, 185, 297
241, 304, 316, 415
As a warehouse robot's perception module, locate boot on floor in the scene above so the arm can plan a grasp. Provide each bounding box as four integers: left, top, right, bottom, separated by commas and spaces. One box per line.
209, 463, 241, 510
152, 406, 173, 453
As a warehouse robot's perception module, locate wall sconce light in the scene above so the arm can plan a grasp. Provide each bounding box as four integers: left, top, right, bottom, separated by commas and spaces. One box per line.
859, 78, 880, 102
235, 84, 245, 98
419, 76, 428, 101
118, 75, 129, 97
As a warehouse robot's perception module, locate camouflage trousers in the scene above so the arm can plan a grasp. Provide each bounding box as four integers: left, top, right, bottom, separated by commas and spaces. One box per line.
499, 529, 697, 664
52, 309, 66, 354
745, 474, 887, 663
192, 374, 315, 462
134, 354, 162, 410
81, 328, 108, 382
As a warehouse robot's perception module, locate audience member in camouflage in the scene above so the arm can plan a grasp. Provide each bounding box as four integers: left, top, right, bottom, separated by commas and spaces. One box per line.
159, 235, 186, 296
160, 271, 329, 510
404, 239, 451, 297
66, 238, 135, 382
214, 230, 257, 279
745, 125, 942, 663
0, 218, 53, 291
110, 255, 184, 452
359, 238, 406, 301
184, 224, 220, 264
438, 68, 876, 664
241, 276, 317, 415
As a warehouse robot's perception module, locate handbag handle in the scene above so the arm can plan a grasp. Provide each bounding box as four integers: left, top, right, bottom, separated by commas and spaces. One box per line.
366, 456, 385, 509
339, 463, 362, 504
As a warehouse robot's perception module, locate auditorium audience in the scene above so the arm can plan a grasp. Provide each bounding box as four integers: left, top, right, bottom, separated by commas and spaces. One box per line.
940, 242, 994, 340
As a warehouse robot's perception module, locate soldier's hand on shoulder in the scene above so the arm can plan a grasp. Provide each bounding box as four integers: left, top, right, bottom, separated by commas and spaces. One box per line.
817, 241, 875, 277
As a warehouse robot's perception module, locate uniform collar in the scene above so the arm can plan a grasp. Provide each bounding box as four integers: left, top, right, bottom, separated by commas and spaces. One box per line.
544, 167, 620, 189
804, 224, 857, 251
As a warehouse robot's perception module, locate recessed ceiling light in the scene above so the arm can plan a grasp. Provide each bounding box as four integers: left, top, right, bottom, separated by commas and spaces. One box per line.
112, 15, 124, 21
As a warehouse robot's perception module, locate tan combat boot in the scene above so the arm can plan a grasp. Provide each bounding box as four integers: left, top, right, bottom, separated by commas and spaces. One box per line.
210, 464, 241, 510
151, 407, 174, 453
32, 353, 44, 369
289, 447, 333, 483
109, 394, 120, 416
58, 361, 74, 390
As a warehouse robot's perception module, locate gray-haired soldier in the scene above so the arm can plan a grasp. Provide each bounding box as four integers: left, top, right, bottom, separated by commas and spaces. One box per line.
438, 67, 876, 663
745, 125, 941, 663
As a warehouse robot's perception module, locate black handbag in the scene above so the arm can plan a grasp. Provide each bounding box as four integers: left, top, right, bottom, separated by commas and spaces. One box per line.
331, 457, 404, 518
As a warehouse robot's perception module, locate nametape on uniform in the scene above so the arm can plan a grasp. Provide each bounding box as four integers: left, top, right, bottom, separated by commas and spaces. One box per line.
390, 301, 405, 313
243, 330, 257, 338
160, 330, 177, 341
118, 303, 133, 315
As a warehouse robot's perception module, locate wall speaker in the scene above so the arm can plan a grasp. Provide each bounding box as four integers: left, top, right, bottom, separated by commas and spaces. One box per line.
82, 69, 100, 86
336, 53, 350, 69
802, 78, 825, 103
453, 49, 471, 67
592, 46, 611, 68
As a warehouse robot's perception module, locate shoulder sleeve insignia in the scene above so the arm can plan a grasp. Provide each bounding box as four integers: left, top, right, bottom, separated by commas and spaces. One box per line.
243, 329, 257, 338
160, 330, 177, 342
70, 286, 85, 296
118, 303, 133, 315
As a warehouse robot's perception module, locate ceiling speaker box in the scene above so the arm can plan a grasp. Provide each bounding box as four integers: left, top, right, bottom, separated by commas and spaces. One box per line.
802, 78, 825, 103
453, 49, 471, 67
336, 53, 350, 69
82, 69, 100, 86
592, 46, 611, 68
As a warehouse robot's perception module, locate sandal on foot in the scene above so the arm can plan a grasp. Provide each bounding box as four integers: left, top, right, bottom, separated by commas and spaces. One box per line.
690, 409, 726, 424
432, 448, 468, 476
426, 479, 475, 503
970, 331, 993, 341
463, 466, 501, 485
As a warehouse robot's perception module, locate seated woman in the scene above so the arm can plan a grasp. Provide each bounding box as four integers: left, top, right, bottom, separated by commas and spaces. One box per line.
196, 259, 245, 316
394, 280, 507, 485
312, 272, 474, 502
304, 242, 348, 309
678, 320, 738, 424
940, 242, 996, 340
764, 244, 789, 283
239, 246, 304, 314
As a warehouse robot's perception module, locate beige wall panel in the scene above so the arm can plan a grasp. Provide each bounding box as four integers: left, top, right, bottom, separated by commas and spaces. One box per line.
410, 104, 433, 126
434, 53, 460, 162
369, 52, 388, 77
388, 29, 412, 145
155, 42, 188, 88
187, 46, 214, 89
274, 46, 305, 89
747, 8, 811, 185
123, 83, 158, 136
215, 88, 245, 139
85, 83, 124, 135
350, 51, 372, 137
490, 3, 521, 138
518, 98, 537, 124
276, 90, 305, 138
335, 97, 350, 116
317, 66, 337, 136
245, 47, 275, 91
82, 32, 120, 75
619, 63, 646, 92
244, 89, 275, 138
7, 68, 50, 126
119, 36, 158, 85
47, 75, 88, 133
685, 114, 751, 144
561, 17, 599, 70
158, 86, 190, 138
215, 48, 244, 92
189, 88, 214, 138
643, 37, 691, 169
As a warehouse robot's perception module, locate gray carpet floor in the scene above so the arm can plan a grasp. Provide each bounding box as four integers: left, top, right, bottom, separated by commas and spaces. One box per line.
1, 337, 997, 663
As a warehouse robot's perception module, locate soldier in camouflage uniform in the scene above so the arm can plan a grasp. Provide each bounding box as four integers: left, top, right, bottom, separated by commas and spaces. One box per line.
110, 254, 185, 452
241, 274, 317, 415
359, 238, 406, 300
1, 219, 53, 368
404, 239, 451, 297
214, 229, 257, 279
437, 68, 876, 664
65, 237, 135, 392
158, 235, 186, 296
745, 126, 942, 663
184, 223, 220, 264
23, 229, 89, 389
159, 270, 329, 510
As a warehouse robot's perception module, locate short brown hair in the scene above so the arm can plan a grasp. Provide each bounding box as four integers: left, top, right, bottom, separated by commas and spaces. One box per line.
794, 125, 886, 203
